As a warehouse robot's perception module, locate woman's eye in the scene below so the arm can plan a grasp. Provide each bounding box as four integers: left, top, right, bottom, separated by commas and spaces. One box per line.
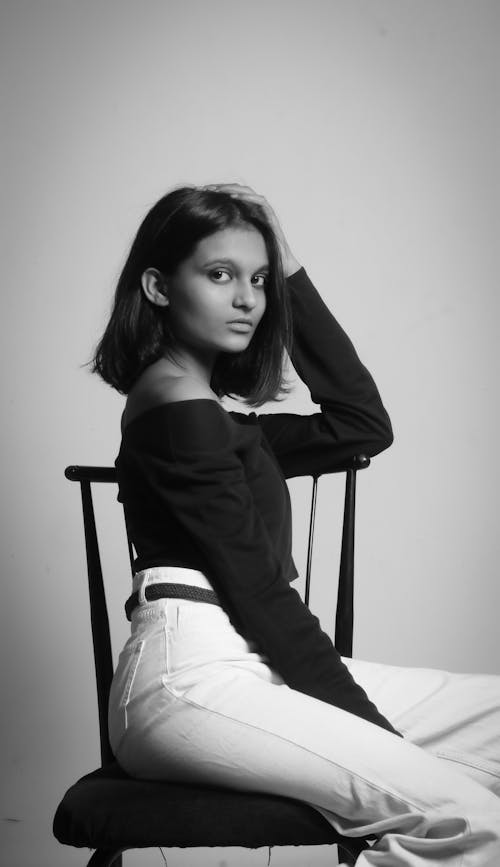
252, 274, 268, 288
210, 269, 231, 283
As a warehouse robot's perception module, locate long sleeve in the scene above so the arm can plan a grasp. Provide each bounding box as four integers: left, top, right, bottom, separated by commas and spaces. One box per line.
250, 268, 394, 478
119, 400, 400, 736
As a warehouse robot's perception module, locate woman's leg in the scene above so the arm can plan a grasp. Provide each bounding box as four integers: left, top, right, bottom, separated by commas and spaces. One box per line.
343, 656, 500, 795
111, 597, 500, 866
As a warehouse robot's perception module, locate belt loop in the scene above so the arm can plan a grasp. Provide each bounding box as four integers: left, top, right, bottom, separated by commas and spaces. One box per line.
137, 569, 150, 605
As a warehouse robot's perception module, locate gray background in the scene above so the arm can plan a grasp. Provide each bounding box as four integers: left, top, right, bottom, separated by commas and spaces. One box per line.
1, 1, 499, 865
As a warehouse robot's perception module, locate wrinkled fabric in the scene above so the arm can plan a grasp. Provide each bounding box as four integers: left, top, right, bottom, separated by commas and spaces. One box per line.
109, 567, 500, 866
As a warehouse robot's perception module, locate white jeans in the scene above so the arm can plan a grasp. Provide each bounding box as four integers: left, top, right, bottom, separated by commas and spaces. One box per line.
108, 567, 500, 866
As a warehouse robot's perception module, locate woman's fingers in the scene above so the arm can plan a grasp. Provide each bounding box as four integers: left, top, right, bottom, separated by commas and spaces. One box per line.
203, 183, 255, 193
204, 183, 277, 225
201, 184, 300, 276
203, 183, 265, 203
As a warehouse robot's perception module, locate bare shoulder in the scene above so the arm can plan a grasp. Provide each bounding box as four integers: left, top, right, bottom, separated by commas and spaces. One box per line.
122, 363, 219, 430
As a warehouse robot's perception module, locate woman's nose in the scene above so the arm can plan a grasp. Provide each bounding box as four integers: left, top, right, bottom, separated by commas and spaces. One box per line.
233, 281, 257, 309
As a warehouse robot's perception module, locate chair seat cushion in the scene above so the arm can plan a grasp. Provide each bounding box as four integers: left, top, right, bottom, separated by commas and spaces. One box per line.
53, 762, 363, 852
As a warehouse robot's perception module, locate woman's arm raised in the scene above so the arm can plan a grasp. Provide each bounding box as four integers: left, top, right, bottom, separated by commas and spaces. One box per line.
251, 268, 394, 478
207, 185, 393, 478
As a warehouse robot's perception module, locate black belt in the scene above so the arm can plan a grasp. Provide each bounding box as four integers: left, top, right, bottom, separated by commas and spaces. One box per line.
125, 582, 221, 621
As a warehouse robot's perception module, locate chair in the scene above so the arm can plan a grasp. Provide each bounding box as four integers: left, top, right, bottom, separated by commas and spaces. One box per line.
53, 456, 372, 866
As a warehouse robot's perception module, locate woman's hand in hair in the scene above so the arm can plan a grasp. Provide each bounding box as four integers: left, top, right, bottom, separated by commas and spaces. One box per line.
202, 183, 302, 278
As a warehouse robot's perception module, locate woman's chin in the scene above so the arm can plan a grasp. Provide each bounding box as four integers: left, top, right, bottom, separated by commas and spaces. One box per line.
220, 333, 254, 352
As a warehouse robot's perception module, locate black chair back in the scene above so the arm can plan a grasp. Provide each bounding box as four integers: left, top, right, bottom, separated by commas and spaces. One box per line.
65, 456, 370, 768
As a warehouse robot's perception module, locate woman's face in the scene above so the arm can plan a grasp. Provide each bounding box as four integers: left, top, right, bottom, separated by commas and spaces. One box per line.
165, 225, 268, 359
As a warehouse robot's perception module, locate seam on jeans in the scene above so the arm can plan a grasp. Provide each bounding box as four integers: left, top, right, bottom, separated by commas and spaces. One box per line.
161, 682, 427, 813
435, 749, 500, 779
122, 640, 145, 727
163, 623, 171, 678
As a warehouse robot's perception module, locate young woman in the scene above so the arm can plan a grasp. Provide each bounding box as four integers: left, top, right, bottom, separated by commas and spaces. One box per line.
93, 183, 500, 865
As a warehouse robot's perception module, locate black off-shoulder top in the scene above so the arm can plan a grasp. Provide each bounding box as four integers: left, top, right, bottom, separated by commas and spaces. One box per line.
116, 268, 399, 734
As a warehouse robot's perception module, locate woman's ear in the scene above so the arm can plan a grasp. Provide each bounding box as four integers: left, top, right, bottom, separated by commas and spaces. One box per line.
141, 268, 170, 307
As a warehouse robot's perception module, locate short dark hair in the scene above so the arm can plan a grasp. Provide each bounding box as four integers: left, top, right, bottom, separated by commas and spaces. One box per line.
91, 186, 293, 406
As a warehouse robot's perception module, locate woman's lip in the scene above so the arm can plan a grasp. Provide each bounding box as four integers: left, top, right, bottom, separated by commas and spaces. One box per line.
227, 321, 253, 332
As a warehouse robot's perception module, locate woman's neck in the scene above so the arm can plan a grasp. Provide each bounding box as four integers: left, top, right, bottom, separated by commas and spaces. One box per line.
162, 346, 215, 387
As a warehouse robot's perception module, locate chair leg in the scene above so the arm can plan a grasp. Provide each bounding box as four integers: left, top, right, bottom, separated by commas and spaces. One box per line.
87, 850, 123, 867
